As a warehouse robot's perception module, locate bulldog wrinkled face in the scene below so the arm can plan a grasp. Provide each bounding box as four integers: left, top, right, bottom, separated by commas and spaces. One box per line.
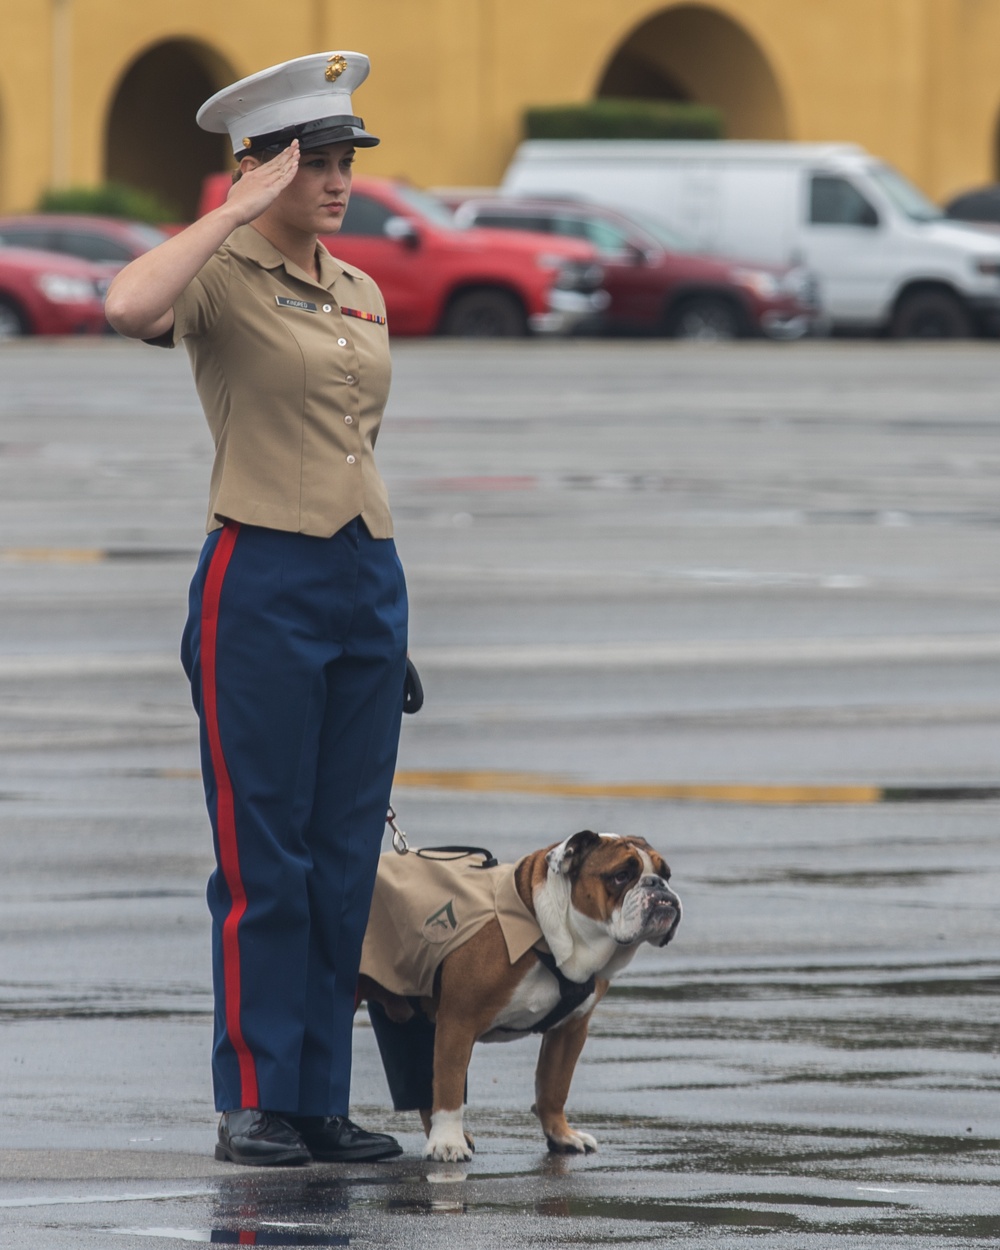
547, 830, 682, 947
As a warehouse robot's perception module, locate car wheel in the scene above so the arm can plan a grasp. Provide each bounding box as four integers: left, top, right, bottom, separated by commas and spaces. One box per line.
0, 297, 29, 340
668, 295, 743, 341
890, 290, 973, 339
441, 289, 528, 337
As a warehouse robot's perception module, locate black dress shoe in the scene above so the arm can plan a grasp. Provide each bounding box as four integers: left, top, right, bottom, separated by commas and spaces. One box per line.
284, 1114, 403, 1162
215, 1109, 311, 1166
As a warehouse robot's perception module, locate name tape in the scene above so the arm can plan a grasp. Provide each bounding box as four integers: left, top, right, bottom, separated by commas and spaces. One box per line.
275, 297, 317, 312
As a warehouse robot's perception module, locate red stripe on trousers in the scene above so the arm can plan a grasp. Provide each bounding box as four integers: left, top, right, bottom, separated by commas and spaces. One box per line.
202, 522, 259, 1108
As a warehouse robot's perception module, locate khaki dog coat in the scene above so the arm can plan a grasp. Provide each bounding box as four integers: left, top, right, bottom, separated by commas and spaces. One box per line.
360, 850, 543, 997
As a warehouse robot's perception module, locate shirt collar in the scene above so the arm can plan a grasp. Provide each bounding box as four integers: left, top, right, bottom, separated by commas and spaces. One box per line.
235, 224, 359, 292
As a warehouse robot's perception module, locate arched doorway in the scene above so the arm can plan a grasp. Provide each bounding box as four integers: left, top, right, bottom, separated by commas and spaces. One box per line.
597, 3, 788, 140
105, 39, 237, 222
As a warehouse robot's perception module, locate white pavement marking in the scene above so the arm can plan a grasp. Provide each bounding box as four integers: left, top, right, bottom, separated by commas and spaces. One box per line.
415, 635, 1000, 669
0, 654, 180, 678
1, 634, 999, 679
0, 1188, 214, 1209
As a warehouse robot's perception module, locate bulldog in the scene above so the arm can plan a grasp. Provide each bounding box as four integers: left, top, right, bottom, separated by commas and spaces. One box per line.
357, 830, 681, 1162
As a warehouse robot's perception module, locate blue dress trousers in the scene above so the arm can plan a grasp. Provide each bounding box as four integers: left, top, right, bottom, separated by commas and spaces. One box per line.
181, 517, 408, 1115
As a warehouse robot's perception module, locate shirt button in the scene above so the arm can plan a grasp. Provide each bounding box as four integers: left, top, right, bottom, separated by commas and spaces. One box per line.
345, 374, 357, 384
323, 304, 333, 313
346, 455, 356, 464
337, 337, 348, 346
344, 415, 354, 425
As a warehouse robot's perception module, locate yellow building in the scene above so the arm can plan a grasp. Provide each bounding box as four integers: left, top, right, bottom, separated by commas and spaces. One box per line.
4, 0, 1000, 219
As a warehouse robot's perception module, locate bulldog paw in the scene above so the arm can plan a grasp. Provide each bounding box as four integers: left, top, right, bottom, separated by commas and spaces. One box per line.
545, 1128, 598, 1155
424, 1109, 475, 1162
424, 1138, 474, 1163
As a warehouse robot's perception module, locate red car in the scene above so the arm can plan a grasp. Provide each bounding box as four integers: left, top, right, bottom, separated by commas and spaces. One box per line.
0, 246, 109, 338
449, 195, 821, 340
0, 215, 170, 268
198, 173, 607, 336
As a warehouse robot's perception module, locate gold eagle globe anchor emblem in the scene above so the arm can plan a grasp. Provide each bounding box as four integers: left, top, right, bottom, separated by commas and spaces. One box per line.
325, 55, 349, 82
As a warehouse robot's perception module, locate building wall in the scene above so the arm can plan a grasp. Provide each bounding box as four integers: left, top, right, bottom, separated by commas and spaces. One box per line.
2, 0, 1000, 216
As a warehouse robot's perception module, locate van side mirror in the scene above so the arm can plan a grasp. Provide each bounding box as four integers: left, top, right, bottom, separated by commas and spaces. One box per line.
384, 216, 420, 249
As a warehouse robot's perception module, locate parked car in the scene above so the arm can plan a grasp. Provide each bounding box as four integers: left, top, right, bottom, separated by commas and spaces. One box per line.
447, 194, 819, 339
197, 173, 607, 336
0, 214, 169, 269
501, 140, 1000, 337
0, 246, 109, 339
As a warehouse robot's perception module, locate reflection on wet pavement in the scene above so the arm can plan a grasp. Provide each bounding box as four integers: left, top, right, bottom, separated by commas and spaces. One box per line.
6, 940, 999, 1246
96, 1136, 1000, 1245
3, 935, 997, 1247
119, 1234, 348, 1246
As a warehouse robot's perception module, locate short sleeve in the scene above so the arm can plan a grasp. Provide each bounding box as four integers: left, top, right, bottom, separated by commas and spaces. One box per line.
147, 249, 232, 348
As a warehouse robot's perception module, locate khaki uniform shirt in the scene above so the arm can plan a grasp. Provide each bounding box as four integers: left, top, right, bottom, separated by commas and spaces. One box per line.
360, 852, 544, 998
160, 224, 393, 538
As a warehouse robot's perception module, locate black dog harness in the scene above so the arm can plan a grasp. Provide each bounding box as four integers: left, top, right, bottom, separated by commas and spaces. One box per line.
493, 948, 597, 1036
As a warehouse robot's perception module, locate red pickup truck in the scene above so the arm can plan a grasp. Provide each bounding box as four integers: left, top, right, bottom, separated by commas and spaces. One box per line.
197, 173, 607, 336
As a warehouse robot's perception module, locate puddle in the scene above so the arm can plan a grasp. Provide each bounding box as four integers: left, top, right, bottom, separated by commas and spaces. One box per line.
704, 868, 963, 888
535, 1196, 803, 1229
608, 959, 1000, 1007
111, 1178, 357, 1245
616, 1120, 1000, 1174
10, 1131, 997, 1248
385, 1198, 468, 1216
599, 1006, 999, 1055
116, 1232, 348, 1246
0, 977, 210, 1022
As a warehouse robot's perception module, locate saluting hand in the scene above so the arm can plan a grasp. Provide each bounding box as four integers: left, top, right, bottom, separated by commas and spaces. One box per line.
225, 140, 302, 225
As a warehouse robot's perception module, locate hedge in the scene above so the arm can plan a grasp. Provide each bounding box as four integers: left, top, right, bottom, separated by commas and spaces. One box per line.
35, 182, 179, 223
524, 99, 724, 141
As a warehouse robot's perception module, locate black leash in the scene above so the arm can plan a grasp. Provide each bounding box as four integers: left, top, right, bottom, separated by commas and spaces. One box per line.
413, 845, 499, 869
385, 807, 497, 867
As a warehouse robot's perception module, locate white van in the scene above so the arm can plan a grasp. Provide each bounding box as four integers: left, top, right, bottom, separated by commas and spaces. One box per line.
502, 140, 1000, 337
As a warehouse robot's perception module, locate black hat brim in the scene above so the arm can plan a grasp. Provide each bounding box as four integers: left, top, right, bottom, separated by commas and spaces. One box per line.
239, 114, 379, 156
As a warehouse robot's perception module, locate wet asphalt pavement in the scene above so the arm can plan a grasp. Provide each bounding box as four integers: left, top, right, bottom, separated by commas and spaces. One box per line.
0, 339, 998, 1247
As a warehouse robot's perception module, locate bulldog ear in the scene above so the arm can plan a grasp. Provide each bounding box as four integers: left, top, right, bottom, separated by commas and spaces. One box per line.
546, 830, 602, 877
